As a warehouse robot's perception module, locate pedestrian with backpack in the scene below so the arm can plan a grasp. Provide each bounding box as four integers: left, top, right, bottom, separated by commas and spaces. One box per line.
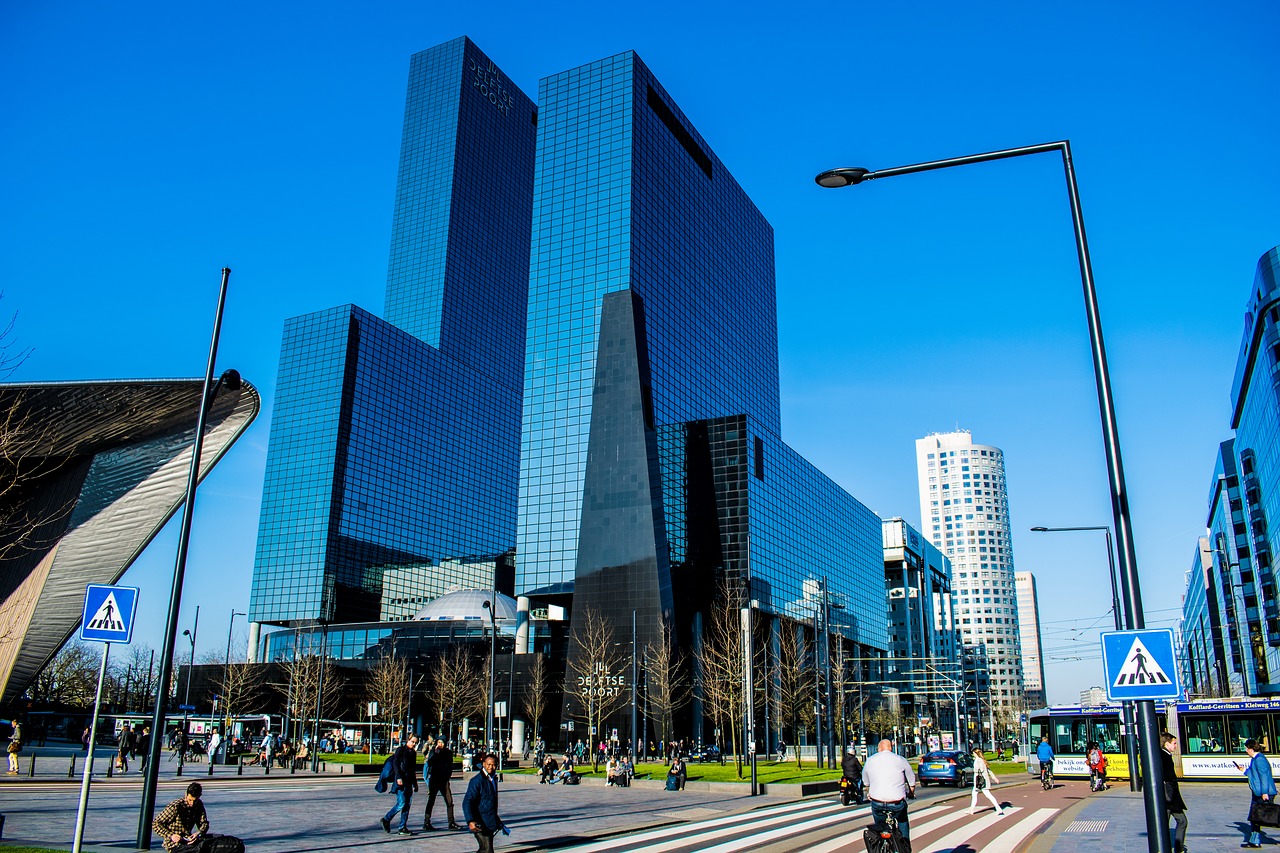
1087, 740, 1108, 792
379, 734, 420, 837
968, 747, 1005, 816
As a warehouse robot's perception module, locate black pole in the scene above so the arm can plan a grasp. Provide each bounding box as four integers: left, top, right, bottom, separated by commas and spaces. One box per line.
816, 141, 1168, 853
137, 268, 233, 849
310, 623, 328, 772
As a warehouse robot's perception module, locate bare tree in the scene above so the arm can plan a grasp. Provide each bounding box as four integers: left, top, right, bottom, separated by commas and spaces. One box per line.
280, 654, 344, 742
565, 607, 627, 770
213, 662, 265, 738
645, 623, 689, 748
28, 640, 99, 706
698, 585, 745, 775
366, 654, 410, 745
520, 654, 550, 746
431, 644, 483, 742
0, 293, 32, 379
777, 620, 814, 767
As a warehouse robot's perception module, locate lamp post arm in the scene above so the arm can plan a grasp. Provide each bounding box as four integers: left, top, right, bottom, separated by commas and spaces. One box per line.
859, 141, 1068, 182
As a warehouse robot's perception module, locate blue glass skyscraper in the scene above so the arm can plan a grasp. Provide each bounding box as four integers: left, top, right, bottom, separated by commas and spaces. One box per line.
249, 37, 535, 632
518, 52, 888, 695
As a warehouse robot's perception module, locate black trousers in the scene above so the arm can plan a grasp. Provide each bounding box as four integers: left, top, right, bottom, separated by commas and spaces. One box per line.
425, 781, 454, 826
472, 828, 495, 853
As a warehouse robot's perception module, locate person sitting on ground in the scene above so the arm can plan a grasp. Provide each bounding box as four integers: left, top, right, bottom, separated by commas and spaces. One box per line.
668, 755, 687, 791
606, 756, 620, 786
295, 740, 310, 769
621, 755, 634, 785
551, 754, 575, 784
539, 755, 558, 784
153, 781, 211, 852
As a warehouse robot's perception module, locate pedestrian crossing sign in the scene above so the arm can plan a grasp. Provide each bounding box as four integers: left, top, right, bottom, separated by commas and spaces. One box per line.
80, 584, 139, 644
1101, 629, 1181, 701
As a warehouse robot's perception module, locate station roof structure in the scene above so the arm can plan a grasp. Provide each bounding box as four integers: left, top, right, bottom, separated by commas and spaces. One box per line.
0, 378, 259, 706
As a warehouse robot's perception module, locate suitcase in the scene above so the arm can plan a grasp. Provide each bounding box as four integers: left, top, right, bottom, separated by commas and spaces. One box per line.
863, 822, 911, 853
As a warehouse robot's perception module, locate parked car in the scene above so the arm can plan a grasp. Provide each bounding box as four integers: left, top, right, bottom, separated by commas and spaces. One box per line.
693, 745, 723, 763
917, 750, 974, 787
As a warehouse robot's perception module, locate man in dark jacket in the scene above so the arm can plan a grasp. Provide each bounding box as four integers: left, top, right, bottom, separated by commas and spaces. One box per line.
463, 752, 505, 853
1160, 732, 1187, 853
424, 738, 461, 831
379, 734, 420, 836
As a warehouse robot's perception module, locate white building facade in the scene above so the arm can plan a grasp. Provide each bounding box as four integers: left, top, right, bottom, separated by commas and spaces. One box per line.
1015, 571, 1047, 707
915, 430, 1025, 715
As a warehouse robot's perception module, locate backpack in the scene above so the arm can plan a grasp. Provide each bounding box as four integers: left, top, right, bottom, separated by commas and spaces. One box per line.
375, 755, 396, 793
563, 771, 580, 785
196, 836, 246, 853
1089, 748, 1106, 772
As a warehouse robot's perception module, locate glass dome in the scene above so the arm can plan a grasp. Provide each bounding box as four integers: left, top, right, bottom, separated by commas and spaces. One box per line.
412, 588, 517, 623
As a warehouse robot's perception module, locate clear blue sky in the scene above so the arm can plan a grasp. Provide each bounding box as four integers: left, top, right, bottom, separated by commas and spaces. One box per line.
3, 0, 1278, 704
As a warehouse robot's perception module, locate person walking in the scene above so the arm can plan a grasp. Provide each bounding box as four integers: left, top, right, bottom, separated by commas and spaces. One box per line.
968, 746, 1005, 816
1241, 738, 1275, 848
116, 725, 132, 773
424, 738, 461, 831
1158, 732, 1187, 853
463, 752, 507, 853
379, 734, 420, 837
862, 739, 917, 841
6, 720, 21, 773
137, 726, 152, 775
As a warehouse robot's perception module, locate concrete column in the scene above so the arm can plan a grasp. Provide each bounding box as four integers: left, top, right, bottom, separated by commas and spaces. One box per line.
246, 622, 261, 663
515, 596, 531, 654
511, 719, 526, 755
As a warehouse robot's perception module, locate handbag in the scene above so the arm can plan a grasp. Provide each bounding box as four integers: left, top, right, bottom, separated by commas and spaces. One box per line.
975, 771, 987, 791
1249, 800, 1280, 828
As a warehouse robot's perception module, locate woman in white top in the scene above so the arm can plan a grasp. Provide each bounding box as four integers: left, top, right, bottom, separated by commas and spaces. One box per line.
968, 747, 1005, 816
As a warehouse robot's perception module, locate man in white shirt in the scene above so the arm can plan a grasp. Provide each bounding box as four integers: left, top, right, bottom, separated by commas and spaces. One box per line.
208, 729, 222, 763
862, 739, 917, 840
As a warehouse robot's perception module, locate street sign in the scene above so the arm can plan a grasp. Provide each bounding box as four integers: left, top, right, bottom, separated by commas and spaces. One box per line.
495, 701, 507, 718
80, 585, 139, 644
1101, 629, 1181, 701
178, 705, 196, 712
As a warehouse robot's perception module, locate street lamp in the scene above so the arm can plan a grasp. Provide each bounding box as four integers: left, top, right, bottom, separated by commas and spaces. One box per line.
1031, 524, 1140, 791
138, 268, 242, 848
178, 608, 199, 776
220, 609, 245, 760
816, 141, 1168, 853
483, 600, 497, 752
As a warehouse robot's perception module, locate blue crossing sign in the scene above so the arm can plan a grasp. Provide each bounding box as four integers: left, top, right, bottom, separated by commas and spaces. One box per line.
80, 584, 139, 644
1101, 628, 1181, 701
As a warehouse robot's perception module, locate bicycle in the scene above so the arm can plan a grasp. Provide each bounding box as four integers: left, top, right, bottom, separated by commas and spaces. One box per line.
1040, 761, 1054, 790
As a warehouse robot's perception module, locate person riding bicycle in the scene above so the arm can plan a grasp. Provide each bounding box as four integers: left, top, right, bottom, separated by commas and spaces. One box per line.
1037, 735, 1055, 784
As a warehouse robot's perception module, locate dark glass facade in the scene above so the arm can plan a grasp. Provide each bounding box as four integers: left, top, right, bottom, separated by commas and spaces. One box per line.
250, 37, 535, 628
517, 52, 889, 730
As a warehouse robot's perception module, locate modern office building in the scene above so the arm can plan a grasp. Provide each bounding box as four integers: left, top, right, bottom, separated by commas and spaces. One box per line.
1079, 686, 1106, 706
882, 518, 958, 671
515, 51, 890, 741
248, 37, 536, 640
915, 430, 1025, 713
0, 379, 259, 705
1015, 571, 1047, 707
1180, 536, 1233, 697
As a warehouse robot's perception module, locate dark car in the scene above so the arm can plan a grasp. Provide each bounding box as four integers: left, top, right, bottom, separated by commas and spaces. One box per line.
917, 750, 974, 787
693, 745, 723, 763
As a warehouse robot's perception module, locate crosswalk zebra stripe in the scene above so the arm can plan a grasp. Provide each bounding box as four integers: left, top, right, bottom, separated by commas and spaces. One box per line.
803, 804, 957, 850
701, 804, 952, 850
961, 808, 1057, 853
917, 806, 1022, 852
556, 798, 842, 852
746, 804, 952, 853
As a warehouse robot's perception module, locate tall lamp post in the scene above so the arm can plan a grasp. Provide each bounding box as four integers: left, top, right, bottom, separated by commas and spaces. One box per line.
816, 141, 1168, 853
220, 609, 245, 760
483, 600, 497, 752
178, 608, 199, 775
137, 268, 242, 848
1031, 524, 1141, 791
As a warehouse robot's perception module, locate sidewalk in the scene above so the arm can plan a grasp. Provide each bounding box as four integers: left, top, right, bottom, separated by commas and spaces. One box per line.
1031, 783, 1273, 852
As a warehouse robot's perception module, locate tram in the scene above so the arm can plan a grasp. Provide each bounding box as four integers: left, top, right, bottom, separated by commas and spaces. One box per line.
1029, 698, 1280, 781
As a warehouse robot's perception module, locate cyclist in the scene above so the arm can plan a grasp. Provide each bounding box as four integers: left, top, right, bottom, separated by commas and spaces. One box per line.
863, 739, 917, 842
1037, 735, 1055, 788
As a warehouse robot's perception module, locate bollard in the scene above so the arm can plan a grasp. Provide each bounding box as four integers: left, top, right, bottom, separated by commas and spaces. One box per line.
0, 811, 6, 839
207, 755, 214, 776
69, 754, 76, 778
237, 756, 243, 776
27, 753, 35, 777
264, 759, 270, 775
106, 757, 113, 778
290, 759, 296, 774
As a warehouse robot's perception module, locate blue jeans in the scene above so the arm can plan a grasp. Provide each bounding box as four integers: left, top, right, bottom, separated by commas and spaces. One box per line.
384, 787, 413, 830
870, 798, 911, 840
